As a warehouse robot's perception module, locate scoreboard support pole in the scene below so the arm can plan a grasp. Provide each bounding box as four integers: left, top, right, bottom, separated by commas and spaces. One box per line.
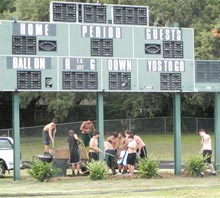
214, 93, 220, 170
12, 92, 21, 181
173, 93, 182, 175
96, 92, 104, 161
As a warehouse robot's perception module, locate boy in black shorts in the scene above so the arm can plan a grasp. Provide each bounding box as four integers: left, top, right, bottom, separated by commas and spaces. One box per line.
127, 135, 137, 175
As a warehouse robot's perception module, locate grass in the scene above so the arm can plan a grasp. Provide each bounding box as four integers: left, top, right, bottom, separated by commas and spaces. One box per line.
2, 134, 216, 198
1, 169, 220, 197
20, 134, 202, 161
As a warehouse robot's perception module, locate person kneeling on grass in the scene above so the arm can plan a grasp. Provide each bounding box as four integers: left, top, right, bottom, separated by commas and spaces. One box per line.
127, 135, 137, 175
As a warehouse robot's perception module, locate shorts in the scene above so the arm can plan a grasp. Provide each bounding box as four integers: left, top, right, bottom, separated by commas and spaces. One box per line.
89, 152, 98, 161
117, 150, 128, 166
42, 130, 50, 145
203, 150, 212, 164
105, 150, 116, 168
127, 153, 136, 166
140, 146, 147, 158
81, 133, 91, 147
69, 150, 80, 164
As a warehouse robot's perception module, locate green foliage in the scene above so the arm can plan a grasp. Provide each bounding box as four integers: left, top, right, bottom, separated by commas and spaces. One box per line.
86, 160, 109, 180
28, 159, 60, 182
185, 155, 208, 177
46, 93, 76, 121
19, 92, 76, 122
14, 0, 50, 21
138, 157, 159, 179
1, 0, 220, 122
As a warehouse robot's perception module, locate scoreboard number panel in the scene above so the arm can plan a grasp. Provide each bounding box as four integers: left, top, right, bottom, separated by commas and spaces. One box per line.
12, 36, 36, 55
195, 61, 220, 92
91, 39, 113, 57
52, 2, 77, 22
50, 1, 149, 25
160, 73, 181, 90
109, 72, 131, 90
196, 61, 220, 83
83, 4, 106, 24
17, 71, 41, 89
113, 6, 148, 25
62, 71, 98, 90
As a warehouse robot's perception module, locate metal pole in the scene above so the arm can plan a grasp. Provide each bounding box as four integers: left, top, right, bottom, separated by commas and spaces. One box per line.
214, 93, 220, 170
173, 93, 181, 175
12, 92, 20, 180
96, 92, 104, 161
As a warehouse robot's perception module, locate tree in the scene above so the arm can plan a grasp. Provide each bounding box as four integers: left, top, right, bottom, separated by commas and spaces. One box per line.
0, 0, 220, 127
19, 92, 76, 122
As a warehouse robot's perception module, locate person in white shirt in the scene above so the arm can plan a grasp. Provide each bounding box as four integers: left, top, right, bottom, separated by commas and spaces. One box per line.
198, 128, 216, 175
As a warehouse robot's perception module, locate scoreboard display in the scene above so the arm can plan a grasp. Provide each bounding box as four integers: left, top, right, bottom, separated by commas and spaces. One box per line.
50, 2, 149, 25
195, 61, 220, 92
0, 2, 196, 92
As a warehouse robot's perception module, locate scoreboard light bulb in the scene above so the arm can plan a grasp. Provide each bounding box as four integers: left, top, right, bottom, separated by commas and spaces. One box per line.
45, 77, 53, 88
121, 80, 128, 87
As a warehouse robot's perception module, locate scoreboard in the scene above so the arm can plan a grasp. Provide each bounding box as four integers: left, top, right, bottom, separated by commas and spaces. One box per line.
0, 1, 196, 92
195, 61, 220, 92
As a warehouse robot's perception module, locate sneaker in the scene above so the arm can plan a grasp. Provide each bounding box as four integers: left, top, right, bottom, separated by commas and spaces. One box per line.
200, 172, 204, 177
115, 172, 121, 176
212, 172, 216, 176
79, 170, 83, 175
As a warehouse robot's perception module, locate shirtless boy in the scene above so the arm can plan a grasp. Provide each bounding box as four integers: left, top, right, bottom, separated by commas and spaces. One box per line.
42, 118, 57, 156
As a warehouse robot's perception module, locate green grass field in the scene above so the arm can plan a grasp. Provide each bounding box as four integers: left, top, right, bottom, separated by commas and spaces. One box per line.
1, 134, 219, 198
20, 134, 202, 161
1, 170, 220, 198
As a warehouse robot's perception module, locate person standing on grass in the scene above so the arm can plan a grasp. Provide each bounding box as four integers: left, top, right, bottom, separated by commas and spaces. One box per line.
42, 118, 57, 156
117, 133, 128, 174
67, 130, 82, 176
127, 134, 137, 175
80, 118, 96, 148
130, 130, 147, 159
88, 131, 101, 161
104, 138, 117, 175
198, 128, 216, 175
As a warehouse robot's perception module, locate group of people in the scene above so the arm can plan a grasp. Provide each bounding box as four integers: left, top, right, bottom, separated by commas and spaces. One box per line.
42, 118, 216, 176
84, 122, 148, 175
103, 130, 147, 175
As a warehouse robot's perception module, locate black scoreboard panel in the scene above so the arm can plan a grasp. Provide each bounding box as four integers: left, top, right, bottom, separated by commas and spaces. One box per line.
160, 73, 181, 90
52, 2, 76, 22
50, 2, 149, 26
196, 61, 220, 83
17, 71, 41, 89
163, 41, 183, 58
83, 4, 106, 23
62, 71, 98, 90
91, 39, 113, 57
113, 6, 148, 25
12, 36, 36, 55
109, 72, 131, 90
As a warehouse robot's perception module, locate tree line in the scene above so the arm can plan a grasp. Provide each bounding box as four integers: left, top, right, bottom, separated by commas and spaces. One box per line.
0, 0, 219, 127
